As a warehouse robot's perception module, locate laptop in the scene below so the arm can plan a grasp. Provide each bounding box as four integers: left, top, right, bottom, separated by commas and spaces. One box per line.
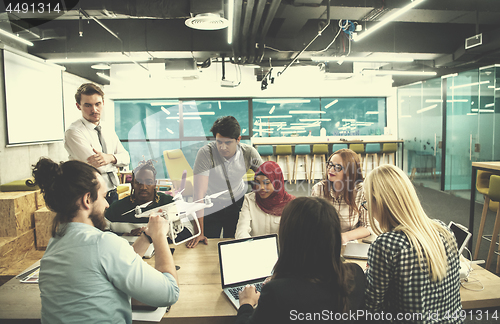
448, 221, 472, 256
218, 234, 279, 308
342, 242, 370, 260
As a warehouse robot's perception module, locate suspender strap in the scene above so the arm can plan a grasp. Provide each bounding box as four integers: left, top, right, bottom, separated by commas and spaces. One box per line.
209, 146, 236, 204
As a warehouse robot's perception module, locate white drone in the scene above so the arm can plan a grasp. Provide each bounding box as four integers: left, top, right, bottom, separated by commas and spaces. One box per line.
123, 189, 228, 245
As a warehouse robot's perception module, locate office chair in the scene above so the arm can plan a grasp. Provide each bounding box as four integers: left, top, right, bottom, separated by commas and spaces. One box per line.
163, 149, 194, 198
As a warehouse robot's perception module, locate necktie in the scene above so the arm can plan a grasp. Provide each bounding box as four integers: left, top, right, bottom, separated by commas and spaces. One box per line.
95, 125, 117, 187
94, 125, 107, 153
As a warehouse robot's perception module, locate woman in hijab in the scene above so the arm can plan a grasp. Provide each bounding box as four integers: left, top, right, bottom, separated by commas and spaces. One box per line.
235, 161, 295, 238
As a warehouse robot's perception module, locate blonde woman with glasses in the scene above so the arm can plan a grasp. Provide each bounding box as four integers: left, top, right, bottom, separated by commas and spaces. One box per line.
311, 148, 370, 243
364, 164, 462, 323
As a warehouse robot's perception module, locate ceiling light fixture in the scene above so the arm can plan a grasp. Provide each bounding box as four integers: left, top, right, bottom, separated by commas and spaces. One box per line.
178, 112, 215, 116
311, 56, 414, 63
289, 110, 326, 114
416, 104, 438, 114
166, 116, 202, 120
255, 115, 293, 119
299, 118, 331, 122
449, 80, 489, 89
354, 0, 426, 42
441, 73, 458, 79
265, 99, 311, 104
46, 56, 152, 63
281, 130, 308, 134
96, 72, 111, 81
0, 28, 34, 46
91, 63, 111, 70
324, 99, 338, 109
362, 69, 437, 76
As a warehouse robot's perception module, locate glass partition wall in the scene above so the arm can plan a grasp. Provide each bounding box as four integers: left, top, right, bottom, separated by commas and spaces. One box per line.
252, 98, 386, 137
398, 78, 443, 191
398, 64, 500, 199
114, 99, 251, 179
115, 97, 388, 179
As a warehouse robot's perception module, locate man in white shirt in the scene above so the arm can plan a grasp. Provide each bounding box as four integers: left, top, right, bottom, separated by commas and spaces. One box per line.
65, 83, 130, 204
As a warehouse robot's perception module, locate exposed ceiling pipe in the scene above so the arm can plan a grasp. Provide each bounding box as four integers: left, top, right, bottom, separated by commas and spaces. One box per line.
277, 0, 330, 76
240, 0, 255, 64
256, 0, 282, 63
231, 0, 243, 64
80, 8, 149, 72
248, 0, 267, 64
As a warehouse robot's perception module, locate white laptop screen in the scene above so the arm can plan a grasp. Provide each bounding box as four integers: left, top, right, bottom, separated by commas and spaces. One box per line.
219, 236, 279, 286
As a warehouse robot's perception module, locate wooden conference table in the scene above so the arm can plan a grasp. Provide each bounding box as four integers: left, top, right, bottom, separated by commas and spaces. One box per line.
1, 239, 500, 323
469, 162, 500, 251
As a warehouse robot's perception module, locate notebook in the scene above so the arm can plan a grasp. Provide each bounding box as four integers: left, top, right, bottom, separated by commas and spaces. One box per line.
342, 242, 370, 260
218, 234, 279, 308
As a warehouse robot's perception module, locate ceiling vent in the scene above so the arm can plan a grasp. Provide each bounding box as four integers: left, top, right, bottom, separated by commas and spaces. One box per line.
185, 13, 228, 30
185, 0, 227, 30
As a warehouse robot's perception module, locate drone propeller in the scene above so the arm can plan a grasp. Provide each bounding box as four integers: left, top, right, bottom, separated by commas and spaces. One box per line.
193, 189, 229, 203
121, 200, 153, 216
207, 190, 228, 199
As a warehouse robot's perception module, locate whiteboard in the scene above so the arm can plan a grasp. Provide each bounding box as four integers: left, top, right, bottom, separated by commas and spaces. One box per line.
3, 50, 64, 145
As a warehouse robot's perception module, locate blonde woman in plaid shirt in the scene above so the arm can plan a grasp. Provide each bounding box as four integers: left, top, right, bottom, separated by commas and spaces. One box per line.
364, 164, 462, 323
311, 148, 371, 244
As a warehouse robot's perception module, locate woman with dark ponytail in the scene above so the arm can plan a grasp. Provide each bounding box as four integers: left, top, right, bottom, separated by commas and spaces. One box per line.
32, 157, 180, 324
235, 196, 366, 323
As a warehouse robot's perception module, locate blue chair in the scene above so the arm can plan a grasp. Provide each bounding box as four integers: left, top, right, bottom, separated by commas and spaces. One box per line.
293, 145, 311, 184
364, 143, 381, 174
331, 143, 348, 153
257, 145, 274, 161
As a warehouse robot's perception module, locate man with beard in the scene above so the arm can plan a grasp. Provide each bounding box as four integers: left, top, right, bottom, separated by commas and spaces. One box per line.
105, 159, 193, 243
32, 158, 178, 324
64, 83, 130, 204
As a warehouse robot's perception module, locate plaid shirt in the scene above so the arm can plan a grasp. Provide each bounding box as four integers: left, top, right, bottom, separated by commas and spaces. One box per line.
311, 181, 369, 233
365, 221, 462, 323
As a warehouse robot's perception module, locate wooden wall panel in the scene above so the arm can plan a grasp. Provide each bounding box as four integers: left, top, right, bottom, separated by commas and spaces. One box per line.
0, 191, 37, 237
34, 207, 55, 250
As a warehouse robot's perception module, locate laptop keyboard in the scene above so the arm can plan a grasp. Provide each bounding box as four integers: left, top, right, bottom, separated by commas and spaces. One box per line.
228, 282, 264, 299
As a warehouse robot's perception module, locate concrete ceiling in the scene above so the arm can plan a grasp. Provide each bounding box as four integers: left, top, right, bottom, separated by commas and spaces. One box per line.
2, 0, 500, 87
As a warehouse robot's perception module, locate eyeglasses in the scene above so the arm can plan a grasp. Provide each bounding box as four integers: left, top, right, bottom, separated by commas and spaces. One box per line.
326, 162, 343, 172
361, 201, 368, 211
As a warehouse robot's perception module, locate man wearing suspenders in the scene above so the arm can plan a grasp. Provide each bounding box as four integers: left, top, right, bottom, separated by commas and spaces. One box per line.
187, 116, 263, 248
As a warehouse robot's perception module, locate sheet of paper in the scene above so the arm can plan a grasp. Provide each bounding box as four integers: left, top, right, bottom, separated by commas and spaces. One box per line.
132, 307, 168, 322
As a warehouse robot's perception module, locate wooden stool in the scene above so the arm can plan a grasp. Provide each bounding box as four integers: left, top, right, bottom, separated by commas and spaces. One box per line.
349, 143, 365, 166
364, 143, 381, 175
310, 144, 329, 183
381, 143, 398, 165
257, 145, 274, 161
293, 145, 311, 184
474, 170, 493, 261
275, 145, 293, 182
473, 171, 500, 272
331, 144, 348, 153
